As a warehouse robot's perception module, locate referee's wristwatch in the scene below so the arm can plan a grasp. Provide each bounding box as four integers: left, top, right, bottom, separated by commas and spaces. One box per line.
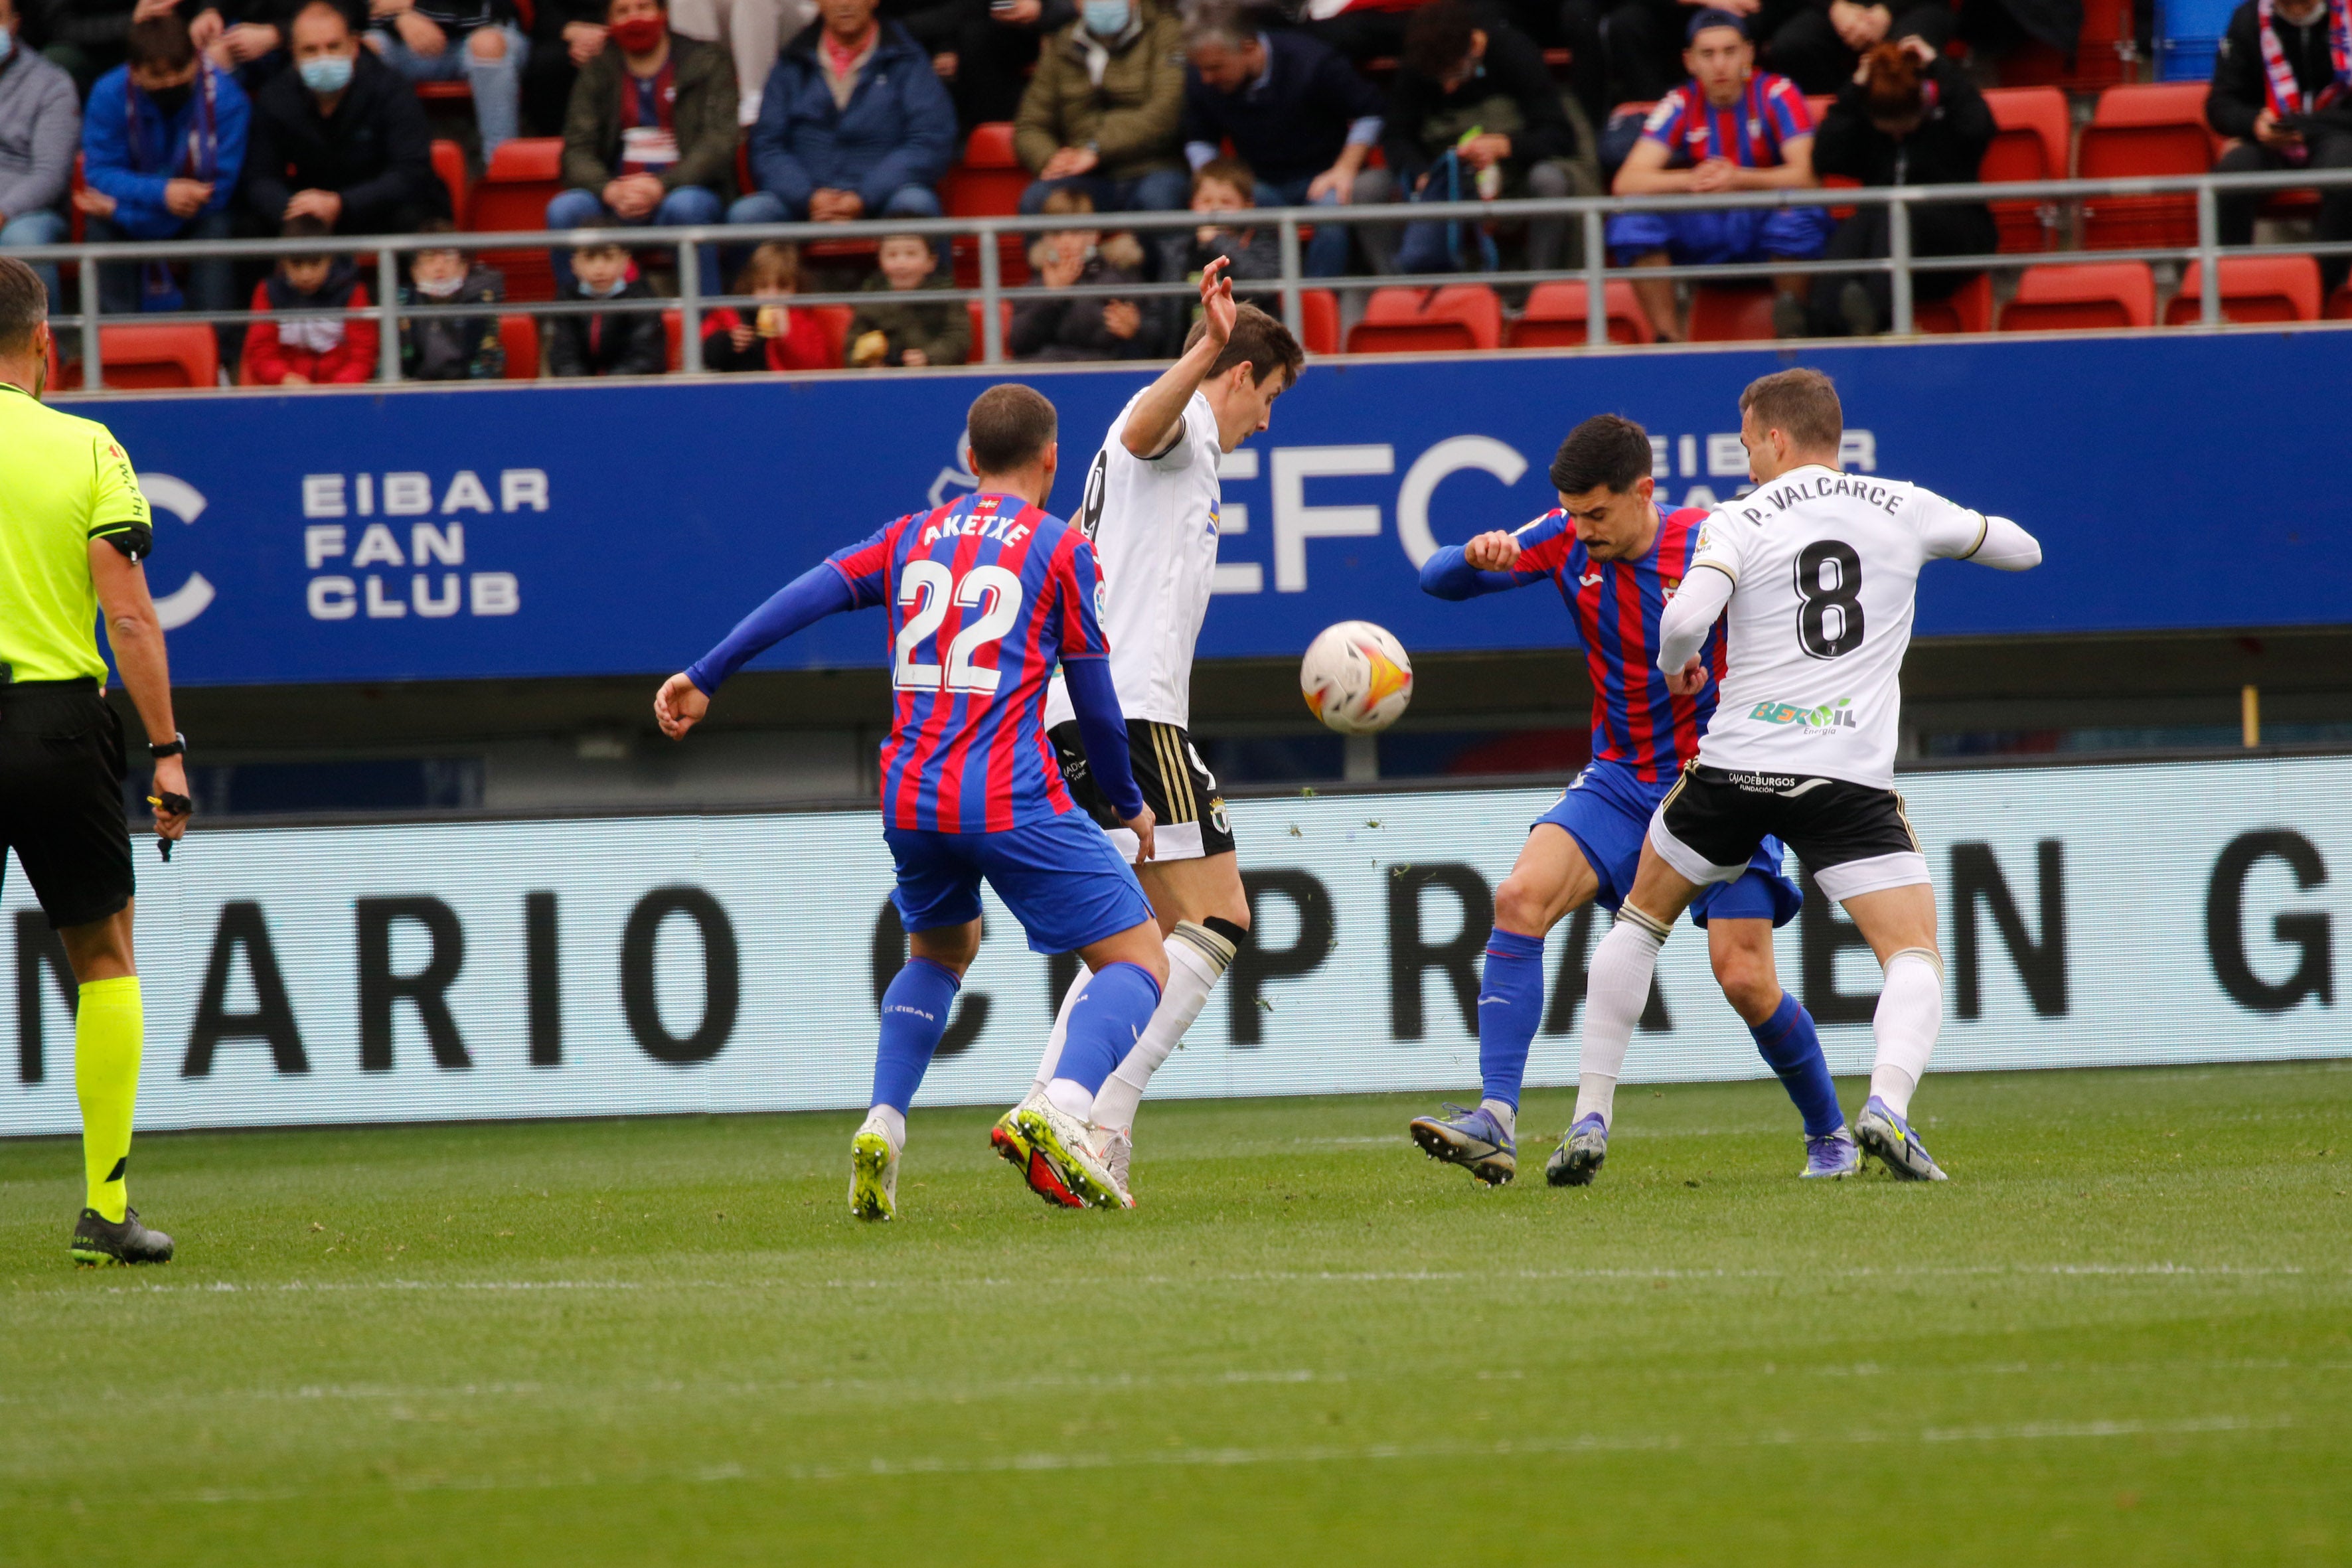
149, 733, 188, 760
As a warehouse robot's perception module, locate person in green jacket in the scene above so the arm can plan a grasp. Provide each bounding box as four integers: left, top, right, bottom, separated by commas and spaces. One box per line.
546, 0, 738, 296
1013, 0, 1187, 216
845, 233, 972, 367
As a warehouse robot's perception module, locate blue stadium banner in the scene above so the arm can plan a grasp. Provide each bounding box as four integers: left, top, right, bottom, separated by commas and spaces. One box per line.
74, 328, 2352, 688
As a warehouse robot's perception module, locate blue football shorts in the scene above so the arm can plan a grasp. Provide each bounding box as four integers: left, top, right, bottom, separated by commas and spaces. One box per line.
1534, 759, 1802, 928
883, 809, 1155, 955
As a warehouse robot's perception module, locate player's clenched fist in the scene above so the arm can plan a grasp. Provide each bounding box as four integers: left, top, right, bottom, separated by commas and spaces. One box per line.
1463, 529, 1522, 571
654, 672, 709, 740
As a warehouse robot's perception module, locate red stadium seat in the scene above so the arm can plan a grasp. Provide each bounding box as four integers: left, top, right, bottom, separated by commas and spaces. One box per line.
1999, 262, 2155, 331
963, 297, 1014, 356
414, 80, 473, 105
1344, 285, 1502, 353
94, 323, 219, 389
1980, 86, 2069, 252
430, 139, 468, 222
2163, 256, 2323, 323
2329, 280, 2352, 319
663, 307, 681, 370
941, 124, 1032, 289
1509, 279, 1656, 346
1686, 282, 1779, 342
466, 137, 564, 302
2078, 85, 2217, 252
1914, 272, 1994, 334
1298, 288, 1339, 356
1998, 0, 2137, 90
498, 315, 538, 379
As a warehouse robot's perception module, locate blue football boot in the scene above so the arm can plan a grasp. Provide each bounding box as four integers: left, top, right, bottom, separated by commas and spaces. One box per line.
1408, 1103, 1517, 1186
1855, 1096, 1948, 1181
1801, 1126, 1860, 1180
1544, 1113, 1608, 1188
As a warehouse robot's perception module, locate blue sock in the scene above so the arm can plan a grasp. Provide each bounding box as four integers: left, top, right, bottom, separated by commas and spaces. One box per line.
1052, 961, 1162, 1095
871, 957, 961, 1113
1750, 991, 1842, 1137
1476, 928, 1547, 1109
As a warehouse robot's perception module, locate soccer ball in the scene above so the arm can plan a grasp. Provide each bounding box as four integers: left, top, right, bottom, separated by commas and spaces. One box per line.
1300, 621, 1414, 734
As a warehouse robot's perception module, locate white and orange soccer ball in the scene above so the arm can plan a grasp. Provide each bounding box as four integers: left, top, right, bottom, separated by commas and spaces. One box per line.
1300, 621, 1414, 735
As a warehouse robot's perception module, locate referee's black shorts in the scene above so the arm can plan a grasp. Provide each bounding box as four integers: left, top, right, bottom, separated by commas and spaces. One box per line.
0, 680, 135, 930
1050, 719, 1237, 864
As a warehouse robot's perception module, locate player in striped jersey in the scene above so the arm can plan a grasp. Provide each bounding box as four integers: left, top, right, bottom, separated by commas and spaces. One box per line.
1406, 414, 1853, 1188
655, 384, 1167, 1219
1608, 9, 1830, 342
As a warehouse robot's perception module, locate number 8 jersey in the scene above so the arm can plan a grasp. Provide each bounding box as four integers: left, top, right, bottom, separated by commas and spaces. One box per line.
828, 490, 1111, 832
1688, 465, 1999, 791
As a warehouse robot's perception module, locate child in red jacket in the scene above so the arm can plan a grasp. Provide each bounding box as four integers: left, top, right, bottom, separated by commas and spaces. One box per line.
239, 216, 380, 386
702, 242, 832, 374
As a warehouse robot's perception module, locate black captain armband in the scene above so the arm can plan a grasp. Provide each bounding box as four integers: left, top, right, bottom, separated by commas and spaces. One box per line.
96, 523, 154, 562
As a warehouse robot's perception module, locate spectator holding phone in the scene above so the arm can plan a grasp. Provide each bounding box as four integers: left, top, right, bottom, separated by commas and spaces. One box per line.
1008, 185, 1161, 359
2208, 0, 2352, 293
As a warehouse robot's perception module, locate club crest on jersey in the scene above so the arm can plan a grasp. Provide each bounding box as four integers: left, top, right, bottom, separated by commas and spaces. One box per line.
1749, 696, 1858, 732
1661, 576, 1680, 600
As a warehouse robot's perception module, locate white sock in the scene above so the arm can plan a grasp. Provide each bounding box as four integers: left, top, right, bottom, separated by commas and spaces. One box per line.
1868, 947, 1944, 1119
1088, 921, 1237, 1135
1030, 968, 1091, 1098
1044, 1077, 1093, 1120
1479, 1098, 1516, 1139
1573, 908, 1668, 1129
866, 1104, 905, 1150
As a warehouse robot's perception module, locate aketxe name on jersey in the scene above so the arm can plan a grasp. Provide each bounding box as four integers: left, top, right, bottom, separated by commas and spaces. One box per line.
1506, 505, 1724, 783
827, 490, 1108, 834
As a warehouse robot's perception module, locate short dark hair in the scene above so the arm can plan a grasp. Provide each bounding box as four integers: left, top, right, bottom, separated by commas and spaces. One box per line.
1549, 414, 1654, 496
1181, 302, 1304, 389
1181, 0, 1255, 54
281, 212, 333, 261
1739, 367, 1843, 451
0, 256, 48, 356
1191, 157, 1257, 202
127, 13, 197, 73
967, 383, 1058, 474
1401, 0, 1478, 80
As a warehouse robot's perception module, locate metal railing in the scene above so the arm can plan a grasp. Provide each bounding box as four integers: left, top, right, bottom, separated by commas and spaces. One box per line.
13, 166, 2349, 390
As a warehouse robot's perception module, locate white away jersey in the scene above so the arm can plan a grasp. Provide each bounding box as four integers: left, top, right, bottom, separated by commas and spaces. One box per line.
1043, 388, 1224, 731
1690, 465, 1993, 789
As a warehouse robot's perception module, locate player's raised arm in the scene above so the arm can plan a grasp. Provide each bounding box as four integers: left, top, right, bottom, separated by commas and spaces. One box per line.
655, 553, 869, 739
1118, 256, 1235, 461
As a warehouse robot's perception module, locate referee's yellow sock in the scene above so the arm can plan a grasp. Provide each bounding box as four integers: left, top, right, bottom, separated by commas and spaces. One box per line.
74, 977, 143, 1223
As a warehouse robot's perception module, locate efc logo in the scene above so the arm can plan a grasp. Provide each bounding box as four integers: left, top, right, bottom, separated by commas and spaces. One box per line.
1750, 697, 1857, 730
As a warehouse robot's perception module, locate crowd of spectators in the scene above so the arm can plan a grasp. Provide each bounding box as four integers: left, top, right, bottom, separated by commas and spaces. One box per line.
0, 0, 2336, 381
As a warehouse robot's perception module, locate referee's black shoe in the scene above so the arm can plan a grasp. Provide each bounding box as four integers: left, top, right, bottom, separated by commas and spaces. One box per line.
70, 1208, 174, 1266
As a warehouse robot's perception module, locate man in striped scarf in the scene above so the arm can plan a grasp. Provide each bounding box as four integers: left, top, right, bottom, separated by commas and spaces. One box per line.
2209, 0, 2352, 292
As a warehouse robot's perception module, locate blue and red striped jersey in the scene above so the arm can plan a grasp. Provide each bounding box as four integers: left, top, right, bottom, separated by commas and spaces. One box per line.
1640, 72, 1814, 170
827, 491, 1110, 832
1500, 505, 1726, 784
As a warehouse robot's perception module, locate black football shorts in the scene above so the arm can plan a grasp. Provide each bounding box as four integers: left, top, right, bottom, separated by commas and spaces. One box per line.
0, 680, 135, 930
1050, 719, 1236, 863
1650, 761, 1926, 903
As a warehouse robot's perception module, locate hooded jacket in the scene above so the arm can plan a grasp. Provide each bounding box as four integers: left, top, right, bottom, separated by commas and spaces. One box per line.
747, 19, 957, 212
1014, 0, 1186, 181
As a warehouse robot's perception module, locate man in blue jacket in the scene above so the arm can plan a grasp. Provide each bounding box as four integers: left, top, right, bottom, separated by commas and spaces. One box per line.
78, 13, 248, 338
727, 0, 955, 230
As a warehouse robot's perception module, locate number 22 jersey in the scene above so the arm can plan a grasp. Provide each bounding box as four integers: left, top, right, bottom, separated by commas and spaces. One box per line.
1689, 466, 1996, 790
827, 490, 1111, 833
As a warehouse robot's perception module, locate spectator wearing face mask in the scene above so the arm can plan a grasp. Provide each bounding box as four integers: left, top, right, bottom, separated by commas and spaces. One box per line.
0, 0, 80, 313
1008, 185, 1160, 360
1013, 0, 1187, 217
545, 238, 668, 373
239, 212, 380, 384
1806, 38, 1992, 335
79, 13, 248, 342
398, 217, 507, 378
550, 0, 738, 297
245, 0, 446, 234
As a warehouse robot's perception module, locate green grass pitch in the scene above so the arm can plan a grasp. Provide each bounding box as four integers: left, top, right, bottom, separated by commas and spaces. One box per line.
3, 1061, 2347, 1566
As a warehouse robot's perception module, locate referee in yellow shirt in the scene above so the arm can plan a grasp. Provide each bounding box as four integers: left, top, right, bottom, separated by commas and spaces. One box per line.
0, 256, 192, 1265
